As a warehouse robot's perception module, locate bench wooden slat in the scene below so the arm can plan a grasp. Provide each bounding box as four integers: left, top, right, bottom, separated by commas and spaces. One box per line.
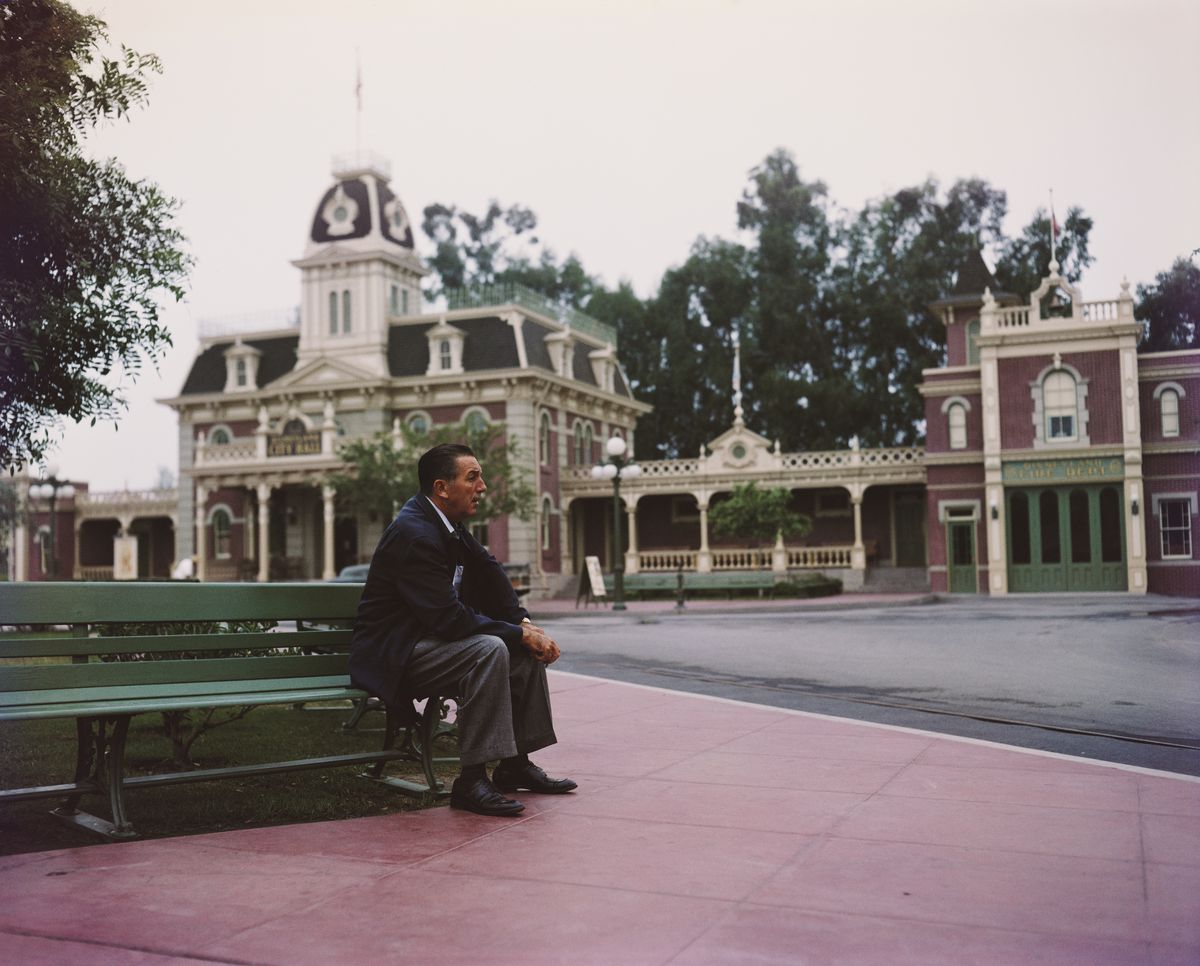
0, 629, 351, 659
0, 676, 355, 710
0, 582, 364, 624
0, 653, 352, 693
0, 684, 364, 720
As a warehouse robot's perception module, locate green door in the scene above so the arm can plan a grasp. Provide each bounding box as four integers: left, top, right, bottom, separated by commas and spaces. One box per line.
1007, 485, 1126, 592
946, 520, 977, 593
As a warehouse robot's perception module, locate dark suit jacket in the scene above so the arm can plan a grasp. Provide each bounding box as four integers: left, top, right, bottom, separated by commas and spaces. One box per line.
349, 494, 529, 707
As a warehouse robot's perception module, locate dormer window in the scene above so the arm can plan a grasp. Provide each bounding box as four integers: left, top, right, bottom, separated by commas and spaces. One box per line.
425, 318, 465, 376
223, 339, 261, 392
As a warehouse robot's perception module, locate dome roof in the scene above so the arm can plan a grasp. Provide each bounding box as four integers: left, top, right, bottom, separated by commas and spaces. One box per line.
305, 157, 415, 257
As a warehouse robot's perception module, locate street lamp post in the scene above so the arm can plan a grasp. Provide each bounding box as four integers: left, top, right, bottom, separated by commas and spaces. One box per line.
29, 464, 75, 580
591, 435, 641, 611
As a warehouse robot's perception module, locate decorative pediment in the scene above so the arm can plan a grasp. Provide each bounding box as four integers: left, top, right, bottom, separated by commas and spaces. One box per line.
705, 423, 776, 471
266, 356, 377, 391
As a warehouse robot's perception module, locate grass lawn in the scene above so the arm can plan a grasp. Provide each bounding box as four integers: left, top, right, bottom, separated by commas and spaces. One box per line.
0, 701, 458, 856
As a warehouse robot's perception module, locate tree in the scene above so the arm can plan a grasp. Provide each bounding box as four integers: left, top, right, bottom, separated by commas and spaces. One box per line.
708, 482, 811, 548
992, 206, 1094, 296
0, 0, 190, 471
329, 419, 536, 528
1136, 257, 1199, 352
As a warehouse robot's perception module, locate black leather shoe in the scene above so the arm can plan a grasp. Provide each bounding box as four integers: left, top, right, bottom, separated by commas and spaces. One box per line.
449, 775, 525, 816
492, 761, 578, 795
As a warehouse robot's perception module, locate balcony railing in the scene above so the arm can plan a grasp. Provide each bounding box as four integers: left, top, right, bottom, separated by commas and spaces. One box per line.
635, 545, 854, 572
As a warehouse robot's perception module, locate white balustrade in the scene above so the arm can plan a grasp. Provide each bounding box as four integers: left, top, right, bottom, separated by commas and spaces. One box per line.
637, 550, 698, 572
78, 566, 114, 581
787, 546, 852, 568
996, 307, 1030, 328
196, 438, 257, 464
1081, 299, 1120, 321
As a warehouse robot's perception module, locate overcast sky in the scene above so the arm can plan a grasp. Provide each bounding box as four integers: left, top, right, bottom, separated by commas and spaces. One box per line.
48, 0, 1199, 491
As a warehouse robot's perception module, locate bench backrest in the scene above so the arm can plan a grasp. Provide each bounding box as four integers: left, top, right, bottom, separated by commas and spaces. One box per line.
0, 582, 364, 705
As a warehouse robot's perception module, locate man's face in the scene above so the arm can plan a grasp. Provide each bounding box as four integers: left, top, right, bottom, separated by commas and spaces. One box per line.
435, 455, 486, 523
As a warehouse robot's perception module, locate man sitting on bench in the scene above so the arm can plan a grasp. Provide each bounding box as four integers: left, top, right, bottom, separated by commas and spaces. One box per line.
350, 443, 576, 816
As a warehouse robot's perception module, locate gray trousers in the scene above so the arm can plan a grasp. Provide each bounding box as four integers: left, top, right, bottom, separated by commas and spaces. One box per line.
405, 634, 557, 767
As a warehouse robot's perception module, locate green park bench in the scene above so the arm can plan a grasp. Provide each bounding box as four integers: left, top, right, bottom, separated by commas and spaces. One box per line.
0, 582, 456, 839
604, 570, 779, 599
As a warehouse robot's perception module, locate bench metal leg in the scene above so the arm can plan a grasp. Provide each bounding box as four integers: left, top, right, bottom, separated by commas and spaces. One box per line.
341, 695, 383, 731
361, 696, 458, 800
51, 715, 138, 840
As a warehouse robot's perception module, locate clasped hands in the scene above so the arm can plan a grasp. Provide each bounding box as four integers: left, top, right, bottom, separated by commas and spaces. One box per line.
520, 619, 560, 664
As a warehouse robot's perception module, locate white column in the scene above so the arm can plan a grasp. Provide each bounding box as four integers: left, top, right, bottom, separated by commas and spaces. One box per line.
559, 498, 574, 575
322, 484, 336, 580
257, 483, 272, 582
624, 499, 639, 575
194, 484, 208, 582
851, 491, 866, 571
697, 501, 712, 573
771, 530, 788, 574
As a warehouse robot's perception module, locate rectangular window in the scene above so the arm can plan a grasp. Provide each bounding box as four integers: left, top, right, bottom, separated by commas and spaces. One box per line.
1048, 414, 1074, 439
1160, 499, 1192, 558
402, 289, 409, 313
235, 358, 247, 387
342, 290, 351, 334
328, 291, 338, 335
390, 285, 399, 314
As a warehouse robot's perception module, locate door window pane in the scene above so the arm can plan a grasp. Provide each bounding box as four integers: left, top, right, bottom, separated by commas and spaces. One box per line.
1099, 488, 1122, 562
951, 524, 974, 565
1039, 490, 1061, 563
1069, 490, 1091, 563
1010, 492, 1031, 564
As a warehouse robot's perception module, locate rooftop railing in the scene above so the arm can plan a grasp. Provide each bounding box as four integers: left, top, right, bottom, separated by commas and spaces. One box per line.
444, 282, 617, 348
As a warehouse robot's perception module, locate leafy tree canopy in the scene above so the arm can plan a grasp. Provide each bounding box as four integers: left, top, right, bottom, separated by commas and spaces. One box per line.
0, 0, 191, 471
417, 149, 1123, 461
329, 419, 536, 527
1136, 256, 1199, 352
708, 482, 811, 548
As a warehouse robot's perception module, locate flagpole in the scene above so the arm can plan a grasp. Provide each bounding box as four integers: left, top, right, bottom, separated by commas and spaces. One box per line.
1049, 188, 1057, 273
355, 50, 362, 158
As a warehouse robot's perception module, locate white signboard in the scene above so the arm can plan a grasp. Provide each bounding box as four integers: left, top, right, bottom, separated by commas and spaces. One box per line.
113, 535, 139, 580
584, 555, 607, 598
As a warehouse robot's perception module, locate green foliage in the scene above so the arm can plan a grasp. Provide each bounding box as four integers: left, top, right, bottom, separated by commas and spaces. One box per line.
1136, 256, 1199, 352
0, 0, 191, 471
330, 419, 536, 525
97, 619, 279, 767
992, 206, 1094, 296
708, 482, 811, 548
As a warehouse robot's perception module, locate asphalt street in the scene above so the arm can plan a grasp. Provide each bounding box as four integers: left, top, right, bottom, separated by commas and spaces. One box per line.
542, 596, 1200, 776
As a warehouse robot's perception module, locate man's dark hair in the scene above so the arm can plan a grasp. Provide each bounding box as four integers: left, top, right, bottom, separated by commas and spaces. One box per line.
418, 443, 475, 495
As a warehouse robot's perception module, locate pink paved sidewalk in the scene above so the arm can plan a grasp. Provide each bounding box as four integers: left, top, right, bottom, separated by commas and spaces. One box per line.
1, 671, 1197, 964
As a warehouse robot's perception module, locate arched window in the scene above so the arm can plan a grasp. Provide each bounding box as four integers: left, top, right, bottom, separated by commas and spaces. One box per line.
408, 413, 429, 436
540, 496, 554, 550
572, 423, 585, 465
584, 423, 594, 462
341, 290, 351, 334
439, 339, 452, 370
539, 412, 552, 465
209, 427, 231, 445
328, 291, 338, 335
1160, 388, 1180, 438
37, 526, 52, 576
282, 418, 307, 435
212, 508, 232, 559
947, 403, 967, 450
1043, 371, 1078, 441
464, 409, 488, 436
